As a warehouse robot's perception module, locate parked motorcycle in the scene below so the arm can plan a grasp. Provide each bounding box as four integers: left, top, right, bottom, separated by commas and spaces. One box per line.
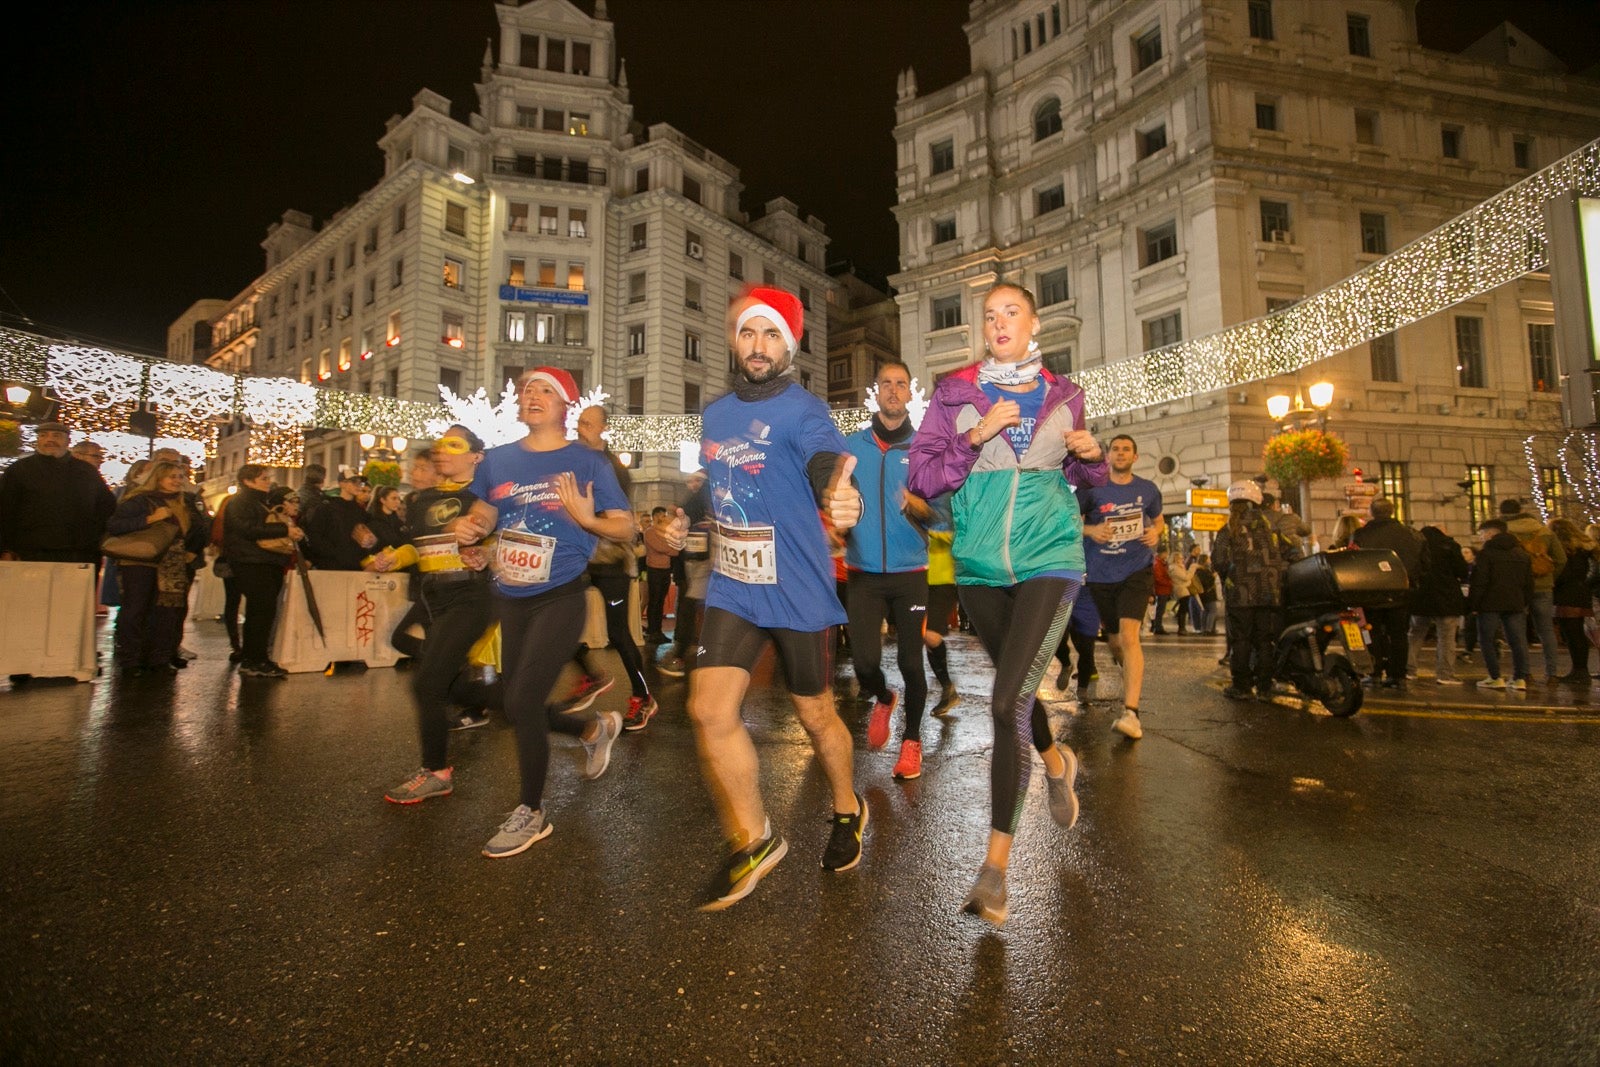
1272, 549, 1409, 717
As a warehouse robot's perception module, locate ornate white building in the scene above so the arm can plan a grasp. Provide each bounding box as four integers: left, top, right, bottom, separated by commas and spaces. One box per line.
196, 0, 830, 502
891, 0, 1600, 538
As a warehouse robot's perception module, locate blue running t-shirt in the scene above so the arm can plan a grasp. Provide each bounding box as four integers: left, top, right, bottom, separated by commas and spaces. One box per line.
701, 380, 849, 631
979, 378, 1046, 457
1080, 475, 1162, 583
471, 440, 629, 598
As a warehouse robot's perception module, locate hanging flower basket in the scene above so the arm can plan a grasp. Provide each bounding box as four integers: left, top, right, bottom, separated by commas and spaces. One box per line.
362, 459, 401, 488
1263, 428, 1348, 489
0, 419, 21, 458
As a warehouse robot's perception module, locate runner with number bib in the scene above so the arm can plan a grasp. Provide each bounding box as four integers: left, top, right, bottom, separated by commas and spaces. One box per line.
456, 367, 636, 859
690, 286, 868, 911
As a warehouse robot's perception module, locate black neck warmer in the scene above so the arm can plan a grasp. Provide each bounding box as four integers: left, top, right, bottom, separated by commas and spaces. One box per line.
732, 372, 794, 403
872, 414, 913, 444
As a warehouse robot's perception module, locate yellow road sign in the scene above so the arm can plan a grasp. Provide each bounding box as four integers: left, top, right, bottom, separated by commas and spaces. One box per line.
1191, 511, 1229, 532
1187, 488, 1229, 509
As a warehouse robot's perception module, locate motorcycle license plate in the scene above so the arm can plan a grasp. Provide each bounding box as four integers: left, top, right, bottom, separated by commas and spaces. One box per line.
1339, 611, 1367, 649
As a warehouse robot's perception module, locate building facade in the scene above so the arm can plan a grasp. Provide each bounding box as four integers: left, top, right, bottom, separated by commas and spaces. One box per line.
196, 0, 831, 503
825, 269, 902, 408
890, 0, 1600, 539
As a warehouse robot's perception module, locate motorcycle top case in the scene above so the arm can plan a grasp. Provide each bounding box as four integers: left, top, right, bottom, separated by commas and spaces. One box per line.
1282, 549, 1409, 609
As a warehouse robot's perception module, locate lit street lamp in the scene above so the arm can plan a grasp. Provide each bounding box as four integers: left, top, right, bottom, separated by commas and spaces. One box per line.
1264, 382, 1338, 539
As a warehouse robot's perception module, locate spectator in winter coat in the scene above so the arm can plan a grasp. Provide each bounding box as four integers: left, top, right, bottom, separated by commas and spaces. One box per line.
0, 420, 115, 563
1468, 518, 1534, 690
1191, 554, 1219, 634
1352, 498, 1423, 688
1407, 526, 1469, 685
1499, 499, 1566, 683
105, 461, 210, 674
303, 473, 375, 571
1549, 518, 1597, 684
1213, 480, 1303, 700
1260, 491, 1310, 546
1165, 549, 1195, 635
223, 465, 303, 677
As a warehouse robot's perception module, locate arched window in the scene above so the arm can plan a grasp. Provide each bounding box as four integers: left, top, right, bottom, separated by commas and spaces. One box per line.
1033, 97, 1063, 142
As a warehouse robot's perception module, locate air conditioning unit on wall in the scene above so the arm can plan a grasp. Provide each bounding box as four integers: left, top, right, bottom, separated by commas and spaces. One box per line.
687, 241, 704, 260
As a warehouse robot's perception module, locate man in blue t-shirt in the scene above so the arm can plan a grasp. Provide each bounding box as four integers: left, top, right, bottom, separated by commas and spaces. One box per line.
690, 286, 868, 911
1080, 433, 1165, 741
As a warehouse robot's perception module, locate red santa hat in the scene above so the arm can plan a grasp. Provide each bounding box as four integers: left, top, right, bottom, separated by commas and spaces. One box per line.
523, 366, 579, 404
735, 286, 805, 355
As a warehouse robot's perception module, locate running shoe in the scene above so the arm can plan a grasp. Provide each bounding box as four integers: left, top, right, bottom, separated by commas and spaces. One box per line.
1510, 678, 1527, 692
821, 793, 868, 871
385, 768, 453, 805
450, 710, 490, 731
961, 865, 1008, 925
656, 651, 687, 677
698, 823, 788, 912
1112, 706, 1143, 740
240, 661, 287, 678
1045, 747, 1079, 828
1435, 676, 1462, 686
558, 674, 614, 714
581, 711, 623, 779
892, 740, 922, 780
482, 805, 551, 858
867, 691, 897, 750
932, 681, 959, 717
623, 695, 658, 732
1477, 677, 1507, 690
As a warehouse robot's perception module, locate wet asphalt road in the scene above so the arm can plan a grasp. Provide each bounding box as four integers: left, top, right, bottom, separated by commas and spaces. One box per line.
2, 619, 1597, 1065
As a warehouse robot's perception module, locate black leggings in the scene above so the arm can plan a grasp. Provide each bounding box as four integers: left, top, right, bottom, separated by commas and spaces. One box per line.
1558, 616, 1592, 677
1052, 625, 1098, 689
959, 577, 1080, 835
576, 572, 648, 698
847, 570, 930, 740
495, 579, 593, 810
410, 582, 493, 771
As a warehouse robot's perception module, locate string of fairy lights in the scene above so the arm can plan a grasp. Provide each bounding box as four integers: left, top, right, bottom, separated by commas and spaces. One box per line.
1, 139, 1597, 488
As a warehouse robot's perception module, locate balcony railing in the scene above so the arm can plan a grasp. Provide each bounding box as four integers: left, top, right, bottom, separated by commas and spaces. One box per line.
492, 156, 608, 187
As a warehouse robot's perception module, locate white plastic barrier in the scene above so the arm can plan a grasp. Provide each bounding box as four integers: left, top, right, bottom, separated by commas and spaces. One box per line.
270, 570, 413, 674
0, 562, 98, 682
189, 564, 226, 621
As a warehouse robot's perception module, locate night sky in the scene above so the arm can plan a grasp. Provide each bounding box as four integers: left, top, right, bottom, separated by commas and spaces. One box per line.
2, 0, 1595, 357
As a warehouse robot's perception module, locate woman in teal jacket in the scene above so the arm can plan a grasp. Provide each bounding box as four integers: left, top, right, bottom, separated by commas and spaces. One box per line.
907, 281, 1107, 925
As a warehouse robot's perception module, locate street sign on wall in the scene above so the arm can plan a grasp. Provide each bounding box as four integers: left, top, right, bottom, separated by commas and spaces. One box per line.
1191, 511, 1230, 532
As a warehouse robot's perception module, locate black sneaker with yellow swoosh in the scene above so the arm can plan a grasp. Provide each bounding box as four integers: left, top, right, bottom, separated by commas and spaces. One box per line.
698, 824, 788, 912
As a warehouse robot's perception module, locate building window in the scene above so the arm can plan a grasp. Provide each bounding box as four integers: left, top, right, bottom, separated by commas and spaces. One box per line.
1370, 333, 1399, 382
1441, 125, 1463, 160
1354, 109, 1378, 145
508, 202, 529, 233
537, 205, 558, 236
764, 267, 777, 287
729, 251, 744, 279
516, 105, 538, 129
932, 295, 963, 330
1455, 316, 1486, 388
1134, 26, 1162, 72
1137, 124, 1167, 159
627, 377, 644, 416
1033, 97, 1062, 141
684, 382, 702, 414
391, 258, 405, 289
344, 242, 356, 270
634, 167, 649, 194
685, 277, 703, 311
1359, 212, 1388, 255
1378, 462, 1409, 522
1347, 13, 1371, 57
1513, 137, 1532, 170
567, 208, 587, 238
1052, 3, 1062, 37
571, 42, 591, 77
442, 257, 463, 289
1248, 0, 1274, 40
630, 222, 647, 252
395, 203, 408, 233
1141, 219, 1178, 266
508, 257, 525, 287
1529, 323, 1557, 392
537, 260, 557, 287
363, 276, 376, 306
797, 239, 809, 264
930, 138, 955, 175
797, 285, 811, 311
683, 175, 701, 205
932, 217, 957, 244
1038, 267, 1070, 307
685, 331, 702, 362
306, 267, 317, 294
567, 263, 584, 291
1540, 465, 1565, 516
1042, 346, 1072, 377
1465, 464, 1493, 529
564, 312, 587, 347
829, 357, 852, 384
446, 144, 466, 173
1036, 184, 1066, 216
1260, 201, 1291, 242
442, 312, 465, 348
534, 314, 556, 344
545, 37, 565, 72
519, 33, 539, 67
628, 324, 646, 356
1143, 311, 1182, 350
505, 311, 526, 343
445, 202, 467, 236
1254, 98, 1278, 132
387, 311, 402, 345
628, 272, 646, 304
440, 368, 461, 395
1022, 22, 1032, 54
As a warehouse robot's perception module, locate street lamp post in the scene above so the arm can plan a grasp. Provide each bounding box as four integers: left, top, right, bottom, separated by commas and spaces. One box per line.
357, 433, 410, 480
1265, 382, 1336, 540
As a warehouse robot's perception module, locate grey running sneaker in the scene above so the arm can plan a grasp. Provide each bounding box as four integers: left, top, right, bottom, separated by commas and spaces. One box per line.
932, 681, 960, 716
482, 804, 551, 858
581, 711, 623, 779
1112, 706, 1143, 740
821, 793, 868, 871
961, 865, 1008, 925
656, 651, 687, 677
698, 821, 789, 912
1045, 746, 1079, 829
385, 767, 453, 805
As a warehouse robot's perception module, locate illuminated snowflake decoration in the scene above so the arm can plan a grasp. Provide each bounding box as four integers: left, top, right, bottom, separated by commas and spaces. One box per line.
428, 381, 524, 448
46, 346, 144, 408
862, 377, 928, 431
567, 387, 611, 441
241, 378, 317, 428
147, 362, 235, 420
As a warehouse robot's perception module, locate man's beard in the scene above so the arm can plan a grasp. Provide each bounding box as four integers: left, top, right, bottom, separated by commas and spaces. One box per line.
740, 352, 791, 384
